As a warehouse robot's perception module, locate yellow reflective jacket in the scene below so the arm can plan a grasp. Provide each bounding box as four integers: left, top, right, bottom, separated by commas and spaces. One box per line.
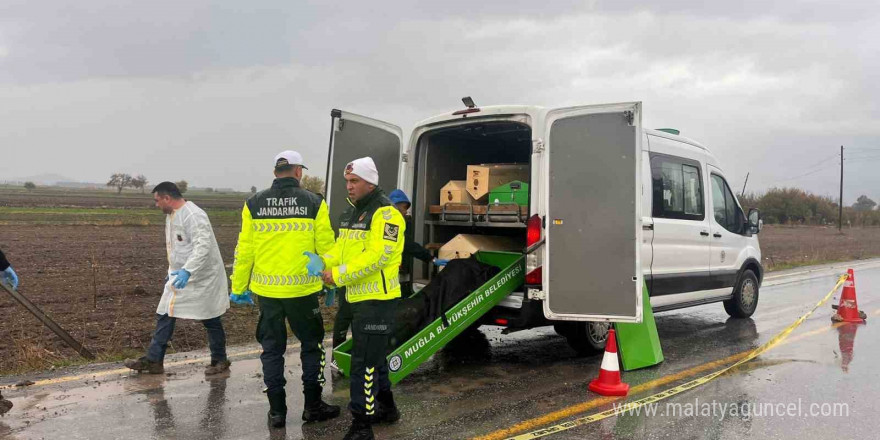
323, 189, 405, 303
231, 178, 335, 298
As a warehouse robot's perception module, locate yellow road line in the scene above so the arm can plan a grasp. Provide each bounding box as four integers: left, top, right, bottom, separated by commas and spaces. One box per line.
475, 275, 851, 440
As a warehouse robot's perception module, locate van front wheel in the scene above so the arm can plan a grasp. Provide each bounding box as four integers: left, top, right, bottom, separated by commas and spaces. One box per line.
564, 322, 611, 355
724, 269, 759, 318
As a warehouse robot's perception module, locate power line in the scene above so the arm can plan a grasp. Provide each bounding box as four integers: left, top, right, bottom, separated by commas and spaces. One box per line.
793, 153, 840, 172
768, 164, 837, 185
841, 154, 880, 161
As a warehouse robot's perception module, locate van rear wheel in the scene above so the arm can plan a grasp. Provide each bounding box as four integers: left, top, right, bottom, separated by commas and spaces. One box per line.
563, 322, 610, 355
724, 269, 759, 318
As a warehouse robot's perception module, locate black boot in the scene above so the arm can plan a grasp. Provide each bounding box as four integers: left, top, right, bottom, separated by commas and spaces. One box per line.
0, 390, 12, 415
343, 414, 374, 440
123, 356, 164, 374
371, 389, 399, 424
301, 387, 341, 422
267, 389, 287, 428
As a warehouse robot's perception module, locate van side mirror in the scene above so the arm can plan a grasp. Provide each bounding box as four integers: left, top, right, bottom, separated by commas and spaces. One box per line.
748, 208, 761, 234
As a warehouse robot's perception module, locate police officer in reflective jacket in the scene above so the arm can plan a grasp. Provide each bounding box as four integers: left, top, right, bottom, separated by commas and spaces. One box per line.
320, 157, 405, 440
230, 150, 340, 428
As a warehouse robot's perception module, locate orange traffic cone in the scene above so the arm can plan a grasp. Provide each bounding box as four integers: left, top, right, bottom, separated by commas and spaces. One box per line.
832, 269, 867, 323
589, 329, 629, 396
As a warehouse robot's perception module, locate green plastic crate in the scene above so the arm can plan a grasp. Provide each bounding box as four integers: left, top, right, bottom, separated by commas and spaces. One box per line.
488, 181, 529, 206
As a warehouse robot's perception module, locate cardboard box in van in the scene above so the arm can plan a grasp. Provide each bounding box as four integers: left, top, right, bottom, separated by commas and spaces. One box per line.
438, 234, 522, 260
440, 180, 475, 205
466, 163, 529, 201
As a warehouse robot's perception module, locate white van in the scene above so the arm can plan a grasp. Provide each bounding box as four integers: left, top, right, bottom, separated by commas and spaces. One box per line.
324, 101, 763, 354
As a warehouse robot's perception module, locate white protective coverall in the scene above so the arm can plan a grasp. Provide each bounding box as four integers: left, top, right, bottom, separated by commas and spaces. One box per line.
156, 201, 229, 320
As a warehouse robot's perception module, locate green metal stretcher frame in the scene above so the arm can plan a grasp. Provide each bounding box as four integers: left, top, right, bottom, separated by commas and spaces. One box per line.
332, 251, 525, 385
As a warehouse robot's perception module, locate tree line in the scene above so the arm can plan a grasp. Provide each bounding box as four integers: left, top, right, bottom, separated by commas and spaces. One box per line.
106, 174, 188, 194
741, 188, 880, 226
102, 173, 325, 196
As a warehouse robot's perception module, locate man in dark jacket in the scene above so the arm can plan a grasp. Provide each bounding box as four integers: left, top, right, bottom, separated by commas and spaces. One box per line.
230, 151, 340, 428
331, 189, 447, 353
0, 249, 19, 290
1, 249, 17, 414
388, 189, 447, 297
319, 157, 406, 440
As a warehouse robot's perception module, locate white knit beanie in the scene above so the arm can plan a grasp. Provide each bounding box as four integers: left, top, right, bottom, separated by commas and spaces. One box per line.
344, 157, 379, 186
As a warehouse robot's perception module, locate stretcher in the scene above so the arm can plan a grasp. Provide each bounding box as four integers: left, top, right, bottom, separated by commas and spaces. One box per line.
332, 251, 524, 385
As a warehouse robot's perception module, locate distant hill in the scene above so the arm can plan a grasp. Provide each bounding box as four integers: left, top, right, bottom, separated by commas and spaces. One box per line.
5, 173, 78, 186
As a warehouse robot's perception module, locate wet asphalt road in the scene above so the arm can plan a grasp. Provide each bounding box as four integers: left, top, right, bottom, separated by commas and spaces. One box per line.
2, 259, 879, 440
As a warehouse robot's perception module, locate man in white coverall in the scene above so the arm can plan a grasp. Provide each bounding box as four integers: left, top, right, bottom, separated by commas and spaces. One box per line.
124, 181, 231, 375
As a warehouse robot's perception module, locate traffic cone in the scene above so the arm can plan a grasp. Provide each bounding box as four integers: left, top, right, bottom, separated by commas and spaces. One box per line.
589, 329, 629, 396
832, 269, 867, 323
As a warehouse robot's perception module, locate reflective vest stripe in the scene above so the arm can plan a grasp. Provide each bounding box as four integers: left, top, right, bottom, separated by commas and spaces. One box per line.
250, 273, 321, 286
252, 221, 315, 232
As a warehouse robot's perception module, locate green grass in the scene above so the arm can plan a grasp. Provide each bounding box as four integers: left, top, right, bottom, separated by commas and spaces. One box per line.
0, 185, 247, 198
765, 258, 864, 272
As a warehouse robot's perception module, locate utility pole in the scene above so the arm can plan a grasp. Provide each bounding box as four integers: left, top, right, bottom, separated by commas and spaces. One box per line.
839, 145, 844, 232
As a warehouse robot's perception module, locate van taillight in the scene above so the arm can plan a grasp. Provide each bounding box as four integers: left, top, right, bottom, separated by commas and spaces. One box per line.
526, 214, 543, 286
525, 266, 542, 285
527, 214, 541, 247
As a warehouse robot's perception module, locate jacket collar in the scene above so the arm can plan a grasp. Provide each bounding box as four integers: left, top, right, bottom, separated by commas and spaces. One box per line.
353, 187, 383, 210
271, 177, 300, 189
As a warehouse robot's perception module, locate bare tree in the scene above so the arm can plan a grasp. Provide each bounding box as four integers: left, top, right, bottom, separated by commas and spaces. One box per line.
131, 174, 149, 194
301, 175, 325, 195
107, 173, 133, 194
175, 180, 188, 194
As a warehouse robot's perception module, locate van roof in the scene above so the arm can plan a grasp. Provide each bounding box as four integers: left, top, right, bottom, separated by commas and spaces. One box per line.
414, 105, 545, 127
414, 104, 712, 154
644, 128, 708, 152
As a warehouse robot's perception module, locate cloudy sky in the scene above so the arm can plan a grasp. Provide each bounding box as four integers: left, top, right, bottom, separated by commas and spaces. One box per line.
1, 0, 878, 200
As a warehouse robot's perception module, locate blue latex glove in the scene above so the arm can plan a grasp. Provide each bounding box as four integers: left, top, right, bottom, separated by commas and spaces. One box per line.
171, 269, 191, 289
2, 267, 19, 290
230, 290, 255, 306
433, 259, 449, 267
324, 288, 336, 307
303, 251, 325, 277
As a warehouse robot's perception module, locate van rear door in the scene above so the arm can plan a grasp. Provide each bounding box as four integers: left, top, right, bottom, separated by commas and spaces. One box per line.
542, 102, 644, 322
325, 109, 403, 230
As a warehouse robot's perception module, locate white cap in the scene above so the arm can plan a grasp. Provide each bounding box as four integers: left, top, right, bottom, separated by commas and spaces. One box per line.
274, 150, 308, 170
344, 157, 379, 186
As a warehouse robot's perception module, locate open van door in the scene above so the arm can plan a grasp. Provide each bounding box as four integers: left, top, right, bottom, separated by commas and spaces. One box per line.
542, 102, 643, 322
325, 109, 403, 230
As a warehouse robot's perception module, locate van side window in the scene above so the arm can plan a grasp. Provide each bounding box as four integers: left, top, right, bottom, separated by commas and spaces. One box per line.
650, 154, 705, 221
711, 174, 744, 234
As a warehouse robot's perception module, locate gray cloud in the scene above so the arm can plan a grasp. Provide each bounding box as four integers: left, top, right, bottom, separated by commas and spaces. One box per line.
1, 1, 878, 203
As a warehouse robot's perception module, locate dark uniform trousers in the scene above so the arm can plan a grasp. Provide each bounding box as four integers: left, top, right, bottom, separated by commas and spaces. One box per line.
349, 299, 397, 416
257, 292, 326, 404
331, 287, 351, 348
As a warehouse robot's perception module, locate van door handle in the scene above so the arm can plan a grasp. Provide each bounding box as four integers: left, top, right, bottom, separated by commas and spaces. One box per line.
713, 233, 723, 238
700, 231, 710, 237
